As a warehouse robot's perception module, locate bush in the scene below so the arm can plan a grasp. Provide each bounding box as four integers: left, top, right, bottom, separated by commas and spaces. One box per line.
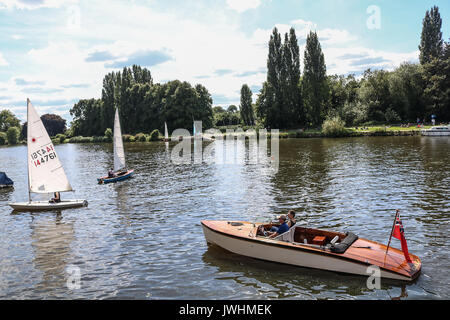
135, 133, 148, 142
55, 133, 66, 143
93, 136, 108, 143
104, 128, 113, 142
149, 129, 160, 141
322, 116, 348, 137
122, 134, 135, 142
6, 126, 20, 145
0, 132, 6, 145
69, 136, 94, 143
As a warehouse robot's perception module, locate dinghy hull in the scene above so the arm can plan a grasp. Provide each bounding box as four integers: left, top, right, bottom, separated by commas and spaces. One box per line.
98, 169, 134, 184
201, 221, 421, 282
9, 199, 88, 211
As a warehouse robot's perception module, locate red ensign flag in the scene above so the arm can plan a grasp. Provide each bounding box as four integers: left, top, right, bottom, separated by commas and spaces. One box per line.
393, 214, 412, 263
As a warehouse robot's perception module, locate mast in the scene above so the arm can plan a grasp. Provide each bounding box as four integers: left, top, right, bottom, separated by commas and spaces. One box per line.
26, 98, 31, 203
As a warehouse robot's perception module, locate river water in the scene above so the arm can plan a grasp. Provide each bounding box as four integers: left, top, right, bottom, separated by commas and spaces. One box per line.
0, 136, 448, 299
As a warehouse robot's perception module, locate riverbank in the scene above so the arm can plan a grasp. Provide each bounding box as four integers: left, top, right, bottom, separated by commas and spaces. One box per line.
0, 125, 440, 147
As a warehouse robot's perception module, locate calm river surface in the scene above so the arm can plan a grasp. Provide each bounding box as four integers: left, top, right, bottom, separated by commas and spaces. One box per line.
0, 136, 448, 299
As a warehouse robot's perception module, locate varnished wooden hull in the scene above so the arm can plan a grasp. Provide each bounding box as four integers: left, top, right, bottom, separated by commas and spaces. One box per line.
201, 221, 421, 282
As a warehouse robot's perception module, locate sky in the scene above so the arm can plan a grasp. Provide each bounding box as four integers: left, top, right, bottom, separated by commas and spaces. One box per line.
0, 0, 449, 123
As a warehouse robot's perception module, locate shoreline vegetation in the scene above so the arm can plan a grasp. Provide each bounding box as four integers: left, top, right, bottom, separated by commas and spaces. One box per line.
0, 6, 448, 147
0, 124, 440, 147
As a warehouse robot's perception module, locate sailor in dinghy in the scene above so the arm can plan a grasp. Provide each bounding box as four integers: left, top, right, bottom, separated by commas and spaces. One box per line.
97, 108, 134, 184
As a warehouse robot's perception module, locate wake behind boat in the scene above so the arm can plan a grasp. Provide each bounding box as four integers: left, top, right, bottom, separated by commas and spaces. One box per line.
201, 216, 421, 282
98, 108, 134, 184
9, 99, 88, 211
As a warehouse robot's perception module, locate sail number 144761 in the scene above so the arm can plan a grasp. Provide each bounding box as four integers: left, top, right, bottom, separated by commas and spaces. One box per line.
30, 145, 57, 167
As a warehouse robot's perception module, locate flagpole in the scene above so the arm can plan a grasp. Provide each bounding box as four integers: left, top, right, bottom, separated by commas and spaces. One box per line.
385, 209, 399, 256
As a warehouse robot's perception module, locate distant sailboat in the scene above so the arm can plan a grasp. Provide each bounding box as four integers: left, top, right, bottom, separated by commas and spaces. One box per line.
97, 108, 134, 184
164, 122, 169, 142
9, 99, 87, 211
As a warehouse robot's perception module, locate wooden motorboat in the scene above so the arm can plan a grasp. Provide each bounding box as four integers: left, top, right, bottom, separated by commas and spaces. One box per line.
97, 169, 134, 184
201, 220, 421, 281
10, 199, 88, 211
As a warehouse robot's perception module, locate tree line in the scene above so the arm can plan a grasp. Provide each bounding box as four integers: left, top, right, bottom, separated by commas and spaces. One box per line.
243, 5, 449, 129
1, 5, 448, 142
70, 65, 213, 137
0, 109, 66, 145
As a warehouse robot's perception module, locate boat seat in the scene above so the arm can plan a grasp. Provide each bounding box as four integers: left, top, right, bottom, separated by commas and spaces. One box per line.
274, 226, 296, 243
330, 232, 358, 254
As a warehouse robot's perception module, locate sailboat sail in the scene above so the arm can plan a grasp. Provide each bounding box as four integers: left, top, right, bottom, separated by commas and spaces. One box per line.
27, 99, 72, 193
113, 108, 126, 172
165, 122, 169, 140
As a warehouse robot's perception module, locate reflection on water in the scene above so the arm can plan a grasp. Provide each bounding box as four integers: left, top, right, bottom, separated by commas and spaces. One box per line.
31, 214, 74, 296
0, 136, 448, 299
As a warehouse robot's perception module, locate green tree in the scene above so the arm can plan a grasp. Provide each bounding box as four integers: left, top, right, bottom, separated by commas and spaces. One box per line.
419, 6, 443, 65
0, 132, 6, 145
41, 114, 67, 136
358, 69, 392, 122
0, 109, 21, 132
6, 126, 20, 145
21, 113, 67, 139
70, 99, 103, 136
302, 31, 329, 127
388, 63, 425, 121
282, 28, 302, 127
423, 41, 450, 122
239, 84, 254, 126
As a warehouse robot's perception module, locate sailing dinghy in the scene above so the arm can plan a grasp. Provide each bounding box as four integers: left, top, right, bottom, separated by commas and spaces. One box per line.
97, 109, 134, 184
202, 218, 421, 281
9, 99, 87, 211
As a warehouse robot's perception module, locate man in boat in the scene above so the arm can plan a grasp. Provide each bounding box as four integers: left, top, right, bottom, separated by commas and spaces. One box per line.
49, 192, 61, 203
268, 215, 290, 238
108, 168, 116, 178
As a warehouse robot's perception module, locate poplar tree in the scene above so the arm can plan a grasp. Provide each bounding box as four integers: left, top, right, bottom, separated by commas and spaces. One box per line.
240, 84, 254, 126
266, 27, 283, 128
419, 6, 443, 65
302, 31, 328, 127
282, 28, 302, 127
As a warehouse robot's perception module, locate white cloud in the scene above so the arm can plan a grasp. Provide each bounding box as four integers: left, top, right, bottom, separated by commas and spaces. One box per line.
226, 0, 261, 13
0, 52, 8, 66
0, 0, 78, 10
0, 0, 421, 121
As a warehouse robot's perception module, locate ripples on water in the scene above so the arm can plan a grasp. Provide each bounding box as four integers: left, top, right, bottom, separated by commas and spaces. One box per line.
0, 136, 448, 299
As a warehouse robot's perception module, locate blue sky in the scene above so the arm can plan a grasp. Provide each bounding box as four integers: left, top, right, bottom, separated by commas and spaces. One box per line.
0, 0, 448, 123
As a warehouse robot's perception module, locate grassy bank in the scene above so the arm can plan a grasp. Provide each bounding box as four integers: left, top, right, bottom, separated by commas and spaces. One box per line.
1, 125, 439, 147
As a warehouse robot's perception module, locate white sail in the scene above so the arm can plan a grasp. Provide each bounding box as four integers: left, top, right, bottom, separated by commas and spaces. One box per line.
165, 122, 169, 140
27, 99, 73, 193
113, 108, 126, 172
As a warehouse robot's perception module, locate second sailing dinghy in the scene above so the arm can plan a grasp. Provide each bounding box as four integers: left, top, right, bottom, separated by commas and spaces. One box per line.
9, 99, 87, 211
98, 109, 134, 184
